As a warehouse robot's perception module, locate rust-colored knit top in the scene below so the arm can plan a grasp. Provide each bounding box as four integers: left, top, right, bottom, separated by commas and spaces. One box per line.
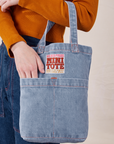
0, 0, 99, 58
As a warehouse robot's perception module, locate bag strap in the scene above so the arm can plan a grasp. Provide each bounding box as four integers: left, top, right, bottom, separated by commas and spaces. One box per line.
37, 1, 78, 53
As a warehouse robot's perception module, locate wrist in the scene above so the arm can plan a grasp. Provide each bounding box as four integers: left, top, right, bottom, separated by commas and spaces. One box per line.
10, 41, 25, 53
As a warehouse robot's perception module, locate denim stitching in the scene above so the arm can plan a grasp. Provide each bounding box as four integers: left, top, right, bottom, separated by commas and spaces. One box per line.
71, 40, 79, 53
79, 51, 91, 55
5, 58, 11, 91
11, 60, 20, 133
0, 48, 5, 117
39, 46, 45, 48
35, 45, 91, 55
53, 85, 55, 137
11, 61, 15, 131
51, 79, 56, 137
0, 88, 4, 117
44, 49, 91, 55
45, 49, 70, 52
38, 46, 45, 53
20, 85, 88, 88
13, 127, 20, 133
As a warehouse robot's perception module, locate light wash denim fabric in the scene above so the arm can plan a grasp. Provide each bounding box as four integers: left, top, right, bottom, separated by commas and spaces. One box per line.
0, 36, 54, 144
19, 1, 92, 143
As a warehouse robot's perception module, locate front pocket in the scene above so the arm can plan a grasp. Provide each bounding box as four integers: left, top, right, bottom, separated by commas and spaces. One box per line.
19, 78, 89, 143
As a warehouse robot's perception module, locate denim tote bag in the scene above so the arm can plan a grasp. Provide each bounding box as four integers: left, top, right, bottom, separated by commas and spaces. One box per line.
19, 1, 92, 143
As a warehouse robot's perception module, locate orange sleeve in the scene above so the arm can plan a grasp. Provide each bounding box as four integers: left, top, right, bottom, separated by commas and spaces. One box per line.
18, 0, 99, 32
0, 7, 27, 58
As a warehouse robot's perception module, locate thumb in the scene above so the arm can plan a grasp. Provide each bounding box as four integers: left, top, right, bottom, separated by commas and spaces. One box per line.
1, 2, 11, 12
36, 55, 45, 74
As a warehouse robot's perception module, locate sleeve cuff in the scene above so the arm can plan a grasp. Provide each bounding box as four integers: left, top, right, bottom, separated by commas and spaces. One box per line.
4, 34, 27, 58
18, 0, 28, 8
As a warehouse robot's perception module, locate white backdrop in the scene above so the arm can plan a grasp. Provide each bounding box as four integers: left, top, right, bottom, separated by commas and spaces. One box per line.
0, 0, 114, 143
64, 0, 114, 143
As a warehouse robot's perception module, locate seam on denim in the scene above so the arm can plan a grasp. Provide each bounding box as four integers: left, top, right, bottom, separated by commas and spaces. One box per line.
21, 136, 86, 139
44, 49, 91, 55
45, 50, 70, 53
11, 60, 20, 132
71, 40, 78, 53
0, 88, 4, 117
20, 85, 88, 88
53, 84, 55, 137
13, 126, 20, 133
39, 46, 45, 48
79, 51, 92, 55
71, 40, 91, 55
20, 78, 88, 80
11, 61, 15, 131
5, 59, 11, 91
0, 49, 5, 117
38, 46, 45, 54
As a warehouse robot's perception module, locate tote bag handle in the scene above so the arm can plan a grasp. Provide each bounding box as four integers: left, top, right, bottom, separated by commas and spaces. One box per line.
37, 1, 78, 53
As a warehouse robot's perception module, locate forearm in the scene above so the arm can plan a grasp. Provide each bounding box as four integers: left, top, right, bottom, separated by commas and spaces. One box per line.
18, 0, 99, 31
0, 6, 27, 58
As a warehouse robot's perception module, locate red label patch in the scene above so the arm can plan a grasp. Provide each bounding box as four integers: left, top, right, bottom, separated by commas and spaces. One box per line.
46, 54, 65, 74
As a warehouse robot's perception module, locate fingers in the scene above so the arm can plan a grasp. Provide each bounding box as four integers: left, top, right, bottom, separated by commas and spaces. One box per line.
13, 42, 45, 79
31, 59, 39, 78
0, 0, 16, 12
36, 55, 45, 74
18, 65, 37, 78
31, 67, 38, 78
1, 2, 9, 12
30, 61, 38, 78
18, 69, 26, 79
25, 55, 45, 78
25, 70, 32, 78
17, 55, 44, 79
0, 0, 9, 12
0, 0, 6, 6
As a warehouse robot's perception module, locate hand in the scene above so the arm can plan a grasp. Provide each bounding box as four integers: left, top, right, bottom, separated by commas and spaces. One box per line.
0, 0, 19, 12
11, 41, 45, 78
